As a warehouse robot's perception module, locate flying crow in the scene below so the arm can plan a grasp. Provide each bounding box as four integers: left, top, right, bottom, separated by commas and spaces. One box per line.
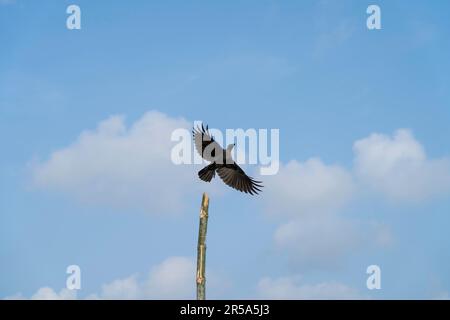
193, 124, 263, 195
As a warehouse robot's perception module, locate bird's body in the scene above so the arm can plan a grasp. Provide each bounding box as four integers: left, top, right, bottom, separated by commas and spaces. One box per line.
193, 124, 263, 195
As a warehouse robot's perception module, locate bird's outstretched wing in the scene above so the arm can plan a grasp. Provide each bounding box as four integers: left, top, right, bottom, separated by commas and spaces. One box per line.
217, 164, 263, 195
193, 124, 224, 162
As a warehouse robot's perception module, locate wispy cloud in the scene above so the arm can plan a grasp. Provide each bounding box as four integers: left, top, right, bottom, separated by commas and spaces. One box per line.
5, 256, 228, 300
5, 288, 77, 300
30, 111, 205, 214
257, 275, 363, 300
263, 158, 354, 218
260, 127, 450, 270
354, 129, 450, 202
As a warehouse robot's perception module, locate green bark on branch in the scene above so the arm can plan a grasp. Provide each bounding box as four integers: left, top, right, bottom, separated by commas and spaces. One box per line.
196, 193, 209, 300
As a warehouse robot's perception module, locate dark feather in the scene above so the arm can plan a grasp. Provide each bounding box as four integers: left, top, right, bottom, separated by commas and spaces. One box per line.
193, 124, 224, 162
216, 164, 263, 195
194, 124, 263, 195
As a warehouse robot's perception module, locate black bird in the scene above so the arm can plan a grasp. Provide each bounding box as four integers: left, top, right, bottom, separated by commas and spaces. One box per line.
193, 124, 263, 195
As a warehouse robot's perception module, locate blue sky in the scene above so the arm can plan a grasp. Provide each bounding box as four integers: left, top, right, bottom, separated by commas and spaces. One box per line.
1, 0, 450, 299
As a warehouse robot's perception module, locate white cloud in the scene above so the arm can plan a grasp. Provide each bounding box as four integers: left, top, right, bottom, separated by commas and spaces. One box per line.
274, 215, 361, 267
99, 256, 228, 299
354, 129, 450, 202
261, 128, 446, 271
144, 256, 196, 299
5, 257, 229, 300
5, 287, 77, 300
5, 256, 227, 300
92, 256, 196, 299
98, 274, 141, 300
274, 216, 392, 268
31, 111, 202, 214
31, 287, 77, 300
261, 150, 399, 268
96, 257, 228, 299
263, 158, 354, 218
257, 276, 362, 300
261, 158, 363, 267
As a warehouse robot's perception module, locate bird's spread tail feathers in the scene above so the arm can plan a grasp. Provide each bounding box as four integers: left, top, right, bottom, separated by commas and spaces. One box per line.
198, 163, 217, 182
